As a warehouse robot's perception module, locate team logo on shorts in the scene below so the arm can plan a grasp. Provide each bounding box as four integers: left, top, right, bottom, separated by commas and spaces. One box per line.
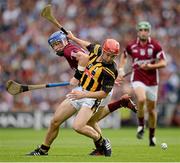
140, 49, 145, 56
147, 48, 153, 56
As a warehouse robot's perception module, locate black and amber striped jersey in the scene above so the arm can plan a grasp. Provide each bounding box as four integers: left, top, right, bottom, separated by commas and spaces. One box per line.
80, 43, 118, 93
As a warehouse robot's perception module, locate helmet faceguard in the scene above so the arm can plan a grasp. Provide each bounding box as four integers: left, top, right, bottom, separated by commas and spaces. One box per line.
102, 39, 120, 56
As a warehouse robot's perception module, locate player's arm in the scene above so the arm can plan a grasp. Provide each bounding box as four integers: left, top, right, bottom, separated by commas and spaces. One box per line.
68, 76, 112, 100
67, 31, 90, 50
140, 58, 167, 70
115, 52, 128, 86
68, 90, 108, 100
141, 43, 167, 70
68, 67, 117, 100
70, 51, 89, 86
85, 68, 118, 99
75, 51, 89, 63
153, 58, 167, 68
118, 52, 128, 76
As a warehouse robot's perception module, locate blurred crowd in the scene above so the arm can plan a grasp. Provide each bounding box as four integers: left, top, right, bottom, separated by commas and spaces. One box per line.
0, 0, 179, 126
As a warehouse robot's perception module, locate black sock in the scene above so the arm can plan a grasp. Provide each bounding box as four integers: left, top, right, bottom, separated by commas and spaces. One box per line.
40, 144, 50, 152
94, 136, 103, 148
138, 117, 144, 127
149, 128, 155, 139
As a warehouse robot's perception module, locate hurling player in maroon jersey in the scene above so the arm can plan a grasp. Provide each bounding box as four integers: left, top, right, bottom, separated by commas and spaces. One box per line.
47, 31, 89, 86
118, 21, 167, 146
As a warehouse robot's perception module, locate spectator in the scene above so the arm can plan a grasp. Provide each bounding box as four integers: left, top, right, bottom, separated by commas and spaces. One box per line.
0, 0, 179, 127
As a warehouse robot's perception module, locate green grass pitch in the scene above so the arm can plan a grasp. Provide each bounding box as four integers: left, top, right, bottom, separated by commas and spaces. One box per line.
0, 127, 179, 162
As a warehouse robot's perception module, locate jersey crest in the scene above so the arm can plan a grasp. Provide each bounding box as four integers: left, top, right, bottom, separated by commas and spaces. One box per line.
140, 49, 145, 56
147, 48, 153, 56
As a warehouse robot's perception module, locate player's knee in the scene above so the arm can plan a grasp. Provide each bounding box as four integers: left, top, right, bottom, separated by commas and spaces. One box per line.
148, 108, 156, 116
50, 118, 61, 128
72, 123, 83, 133
138, 97, 146, 104
87, 119, 95, 126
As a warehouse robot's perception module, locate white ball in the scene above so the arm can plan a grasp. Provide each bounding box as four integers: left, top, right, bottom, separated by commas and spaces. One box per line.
161, 143, 168, 150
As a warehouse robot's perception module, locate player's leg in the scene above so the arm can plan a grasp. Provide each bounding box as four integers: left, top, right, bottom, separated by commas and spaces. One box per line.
107, 94, 137, 113
27, 99, 77, 156
73, 106, 99, 139
132, 82, 146, 139
146, 85, 158, 146
147, 99, 157, 146
87, 107, 105, 155
88, 106, 109, 130
86, 93, 113, 156
88, 93, 137, 127
86, 91, 113, 151
89, 94, 137, 125
87, 94, 137, 130
73, 105, 111, 156
100, 88, 137, 116
87, 93, 137, 155
44, 99, 76, 146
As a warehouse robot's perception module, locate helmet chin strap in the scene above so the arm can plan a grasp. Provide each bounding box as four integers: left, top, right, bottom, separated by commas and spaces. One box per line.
139, 37, 148, 42
56, 51, 64, 56
139, 35, 150, 42
101, 56, 113, 64
102, 60, 113, 65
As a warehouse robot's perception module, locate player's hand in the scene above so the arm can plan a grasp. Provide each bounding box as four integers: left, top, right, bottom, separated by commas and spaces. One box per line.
67, 31, 75, 40
66, 90, 85, 100
115, 75, 124, 86
115, 68, 125, 86
70, 77, 79, 86
140, 63, 153, 70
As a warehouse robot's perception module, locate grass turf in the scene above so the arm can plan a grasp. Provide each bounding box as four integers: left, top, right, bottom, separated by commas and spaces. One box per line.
0, 127, 179, 162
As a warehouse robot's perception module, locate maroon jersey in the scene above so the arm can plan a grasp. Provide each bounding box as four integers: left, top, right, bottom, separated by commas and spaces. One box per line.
63, 43, 85, 70
124, 37, 166, 86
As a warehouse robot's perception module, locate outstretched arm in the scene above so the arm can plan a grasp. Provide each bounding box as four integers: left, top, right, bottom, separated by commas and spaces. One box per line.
118, 52, 128, 76
67, 31, 91, 50
115, 52, 128, 85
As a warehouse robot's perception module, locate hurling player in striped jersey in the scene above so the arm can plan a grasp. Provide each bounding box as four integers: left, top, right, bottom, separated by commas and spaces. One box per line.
27, 31, 137, 156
